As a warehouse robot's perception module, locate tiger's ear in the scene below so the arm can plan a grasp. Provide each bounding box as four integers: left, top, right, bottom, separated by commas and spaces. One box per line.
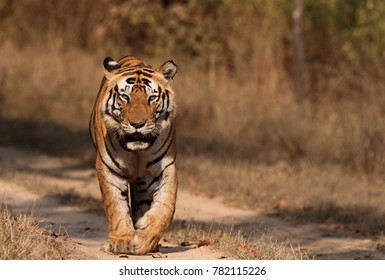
103, 57, 120, 80
158, 60, 177, 82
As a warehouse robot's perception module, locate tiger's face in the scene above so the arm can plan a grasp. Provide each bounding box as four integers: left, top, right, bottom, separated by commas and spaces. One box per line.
102, 57, 177, 151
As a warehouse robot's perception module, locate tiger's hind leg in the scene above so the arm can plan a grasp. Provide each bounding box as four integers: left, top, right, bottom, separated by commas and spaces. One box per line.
129, 164, 177, 255
96, 154, 135, 254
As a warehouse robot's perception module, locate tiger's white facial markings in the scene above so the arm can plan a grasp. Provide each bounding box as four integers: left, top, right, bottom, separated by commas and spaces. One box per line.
103, 69, 175, 153
108, 60, 119, 67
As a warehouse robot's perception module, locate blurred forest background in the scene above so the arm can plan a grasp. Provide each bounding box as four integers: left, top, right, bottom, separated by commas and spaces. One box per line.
1, 0, 385, 233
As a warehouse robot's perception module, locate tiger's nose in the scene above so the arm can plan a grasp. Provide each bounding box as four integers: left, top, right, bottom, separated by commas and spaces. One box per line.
130, 121, 146, 129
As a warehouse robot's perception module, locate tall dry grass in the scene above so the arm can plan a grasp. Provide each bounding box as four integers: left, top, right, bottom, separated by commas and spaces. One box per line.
0, 204, 71, 259
0, 42, 98, 129
176, 63, 385, 174
1, 39, 385, 174
4, 1, 383, 174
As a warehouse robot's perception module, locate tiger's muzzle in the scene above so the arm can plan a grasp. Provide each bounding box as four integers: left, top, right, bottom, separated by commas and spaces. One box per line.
123, 132, 156, 144
119, 125, 157, 151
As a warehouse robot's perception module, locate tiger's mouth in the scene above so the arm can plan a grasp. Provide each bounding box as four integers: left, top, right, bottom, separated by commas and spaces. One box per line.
122, 132, 156, 144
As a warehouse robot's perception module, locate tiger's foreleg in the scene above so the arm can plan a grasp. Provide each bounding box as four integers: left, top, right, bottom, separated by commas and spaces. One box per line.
96, 154, 135, 254
129, 164, 177, 255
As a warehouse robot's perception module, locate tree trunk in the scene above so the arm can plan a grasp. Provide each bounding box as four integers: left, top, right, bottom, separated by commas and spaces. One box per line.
293, 0, 304, 103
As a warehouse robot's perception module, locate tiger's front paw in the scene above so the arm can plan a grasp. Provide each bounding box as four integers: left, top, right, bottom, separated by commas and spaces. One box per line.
104, 238, 131, 254
129, 231, 160, 255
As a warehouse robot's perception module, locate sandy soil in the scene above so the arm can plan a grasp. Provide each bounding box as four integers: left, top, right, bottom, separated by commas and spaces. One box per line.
0, 146, 384, 260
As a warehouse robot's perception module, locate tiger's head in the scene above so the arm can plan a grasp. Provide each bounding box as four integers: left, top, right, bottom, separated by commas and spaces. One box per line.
102, 56, 177, 151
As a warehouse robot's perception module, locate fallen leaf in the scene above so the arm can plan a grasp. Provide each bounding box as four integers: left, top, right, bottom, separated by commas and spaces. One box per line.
198, 237, 213, 247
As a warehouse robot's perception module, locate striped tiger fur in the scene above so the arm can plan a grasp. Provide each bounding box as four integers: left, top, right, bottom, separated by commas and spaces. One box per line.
89, 56, 178, 255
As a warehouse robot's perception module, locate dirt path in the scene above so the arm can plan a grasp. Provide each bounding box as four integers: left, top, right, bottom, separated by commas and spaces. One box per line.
0, 146, 384, 259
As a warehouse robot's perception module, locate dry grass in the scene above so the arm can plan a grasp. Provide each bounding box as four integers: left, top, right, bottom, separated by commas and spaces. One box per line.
164, 220, 307, 260
0, 42, 98, 129
214, 231, 307, 260
0, 204, 72, 260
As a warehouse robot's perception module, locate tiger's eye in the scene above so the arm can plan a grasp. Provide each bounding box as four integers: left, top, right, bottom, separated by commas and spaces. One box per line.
148, 95, 157, 102
120, 94, 129, 102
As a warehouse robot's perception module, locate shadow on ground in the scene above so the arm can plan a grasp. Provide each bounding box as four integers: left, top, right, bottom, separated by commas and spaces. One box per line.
272, 203, 385, 236
0, 117, 93, 158
0, 116, 274, 164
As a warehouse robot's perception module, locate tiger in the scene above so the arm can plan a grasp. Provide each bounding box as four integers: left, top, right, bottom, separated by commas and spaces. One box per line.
89, 55, 178, 255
